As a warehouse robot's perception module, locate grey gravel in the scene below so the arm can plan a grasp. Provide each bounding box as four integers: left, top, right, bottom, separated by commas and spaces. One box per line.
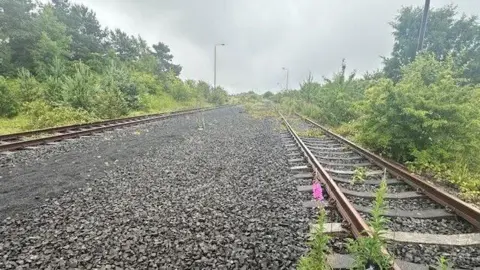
0, 107, 314, 269
337, 182, 414, 193
349, 196, 443, 211
385, 217, 475, 234
389, 242, 480, 269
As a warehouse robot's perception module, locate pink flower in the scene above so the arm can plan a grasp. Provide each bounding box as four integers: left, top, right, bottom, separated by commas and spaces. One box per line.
312, 182, 324, 201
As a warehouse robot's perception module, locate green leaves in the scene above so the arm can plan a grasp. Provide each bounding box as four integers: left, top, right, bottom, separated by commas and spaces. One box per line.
0, 76, 18, 117
297, 208, 331, 270
347, 176, 391, 269
383, 4, 480, 84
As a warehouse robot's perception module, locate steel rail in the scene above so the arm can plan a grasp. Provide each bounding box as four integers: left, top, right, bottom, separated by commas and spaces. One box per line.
0, 107, 215, 152
296, 113, 480, 230
278, 111, 401, 270
0, 108, 202, 142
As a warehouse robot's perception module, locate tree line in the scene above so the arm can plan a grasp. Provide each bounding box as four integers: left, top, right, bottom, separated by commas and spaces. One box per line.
0, 0, 228, 130
271, 4, 480, 201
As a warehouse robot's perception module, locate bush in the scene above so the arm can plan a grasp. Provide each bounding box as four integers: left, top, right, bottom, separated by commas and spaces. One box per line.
61, 62, 98, 110
92, 88, 129, 119
358, 55, 480, 160
0, 76, 19, 117
138, 92, 178, 112
16, 68, 44, 103
23, 101, 94, 129
357, 54, 480, 199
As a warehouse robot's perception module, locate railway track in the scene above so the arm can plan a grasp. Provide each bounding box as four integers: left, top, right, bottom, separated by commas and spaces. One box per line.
0, 107, 212, 153
279, 111, 480, 269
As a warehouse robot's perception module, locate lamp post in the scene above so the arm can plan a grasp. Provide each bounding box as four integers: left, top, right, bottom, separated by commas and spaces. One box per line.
282, 67, 289, 91
214, 43, 225, 90
416, 0, 430, 56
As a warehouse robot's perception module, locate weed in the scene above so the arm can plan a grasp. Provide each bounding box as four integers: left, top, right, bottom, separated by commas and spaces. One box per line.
436, 256, 451, 270
297, 129, 325, 138
297, 208, 331, 270
351, 167, 367, 184
347, 176, 392, 269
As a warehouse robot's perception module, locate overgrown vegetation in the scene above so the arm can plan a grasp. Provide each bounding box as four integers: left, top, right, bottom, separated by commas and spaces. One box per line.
347, 178, 392, 269
351, 167, 367, 184
0, 0, 228, 133
436, 256, 451, 270
297, 208, 331, 270
297, 129, 325, 138
273, 4, 480, 202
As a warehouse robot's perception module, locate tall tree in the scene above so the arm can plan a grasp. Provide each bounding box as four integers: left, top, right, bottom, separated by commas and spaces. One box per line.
152, 42, 182, 76
108, 29, 140, 61
52, 1, 106, 61
0, 0, 37, 74
383, 5, 480, 83
32, 5, 71, 79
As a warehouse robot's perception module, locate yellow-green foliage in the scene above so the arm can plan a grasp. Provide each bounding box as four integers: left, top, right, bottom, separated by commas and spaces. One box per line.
347, 178, 392, 269
352, 167, 367, 184
244, 102, 277, 119
297, 208, 331, 270
0, 116, 30, 135
23, 101, 95, 130
139, 92, 178, 112
297, 129, 324, 138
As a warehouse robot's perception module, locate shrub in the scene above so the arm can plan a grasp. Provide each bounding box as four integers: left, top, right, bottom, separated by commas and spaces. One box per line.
92, 88, 129, 119
16, 68, 44, 103
139, 92, 178, 112
61, 62, 98, 111
0, 76, 19, 117
23, 101, 94, 129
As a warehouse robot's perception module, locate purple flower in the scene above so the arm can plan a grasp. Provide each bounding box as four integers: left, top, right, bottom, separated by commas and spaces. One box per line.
312, 182, 324, 201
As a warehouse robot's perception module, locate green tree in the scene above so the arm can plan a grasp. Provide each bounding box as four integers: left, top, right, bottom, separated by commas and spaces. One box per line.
32, 5, 71, 79
152, 42, 182, 76
262, 91, 274, 99
0, 0, 37, 74
209, 86, 228, 105
296, 60, 362, 126
61, 62, 98, 110
0, 76, 18, 116
52, 0, 107, 61
383, 5, 480, 84
16, 68, 43, 103
108, 29, 140, 62
359, 54, 480, 166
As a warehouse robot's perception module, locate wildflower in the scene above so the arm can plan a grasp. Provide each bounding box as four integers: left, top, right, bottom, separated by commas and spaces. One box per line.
312, 182, 323, 201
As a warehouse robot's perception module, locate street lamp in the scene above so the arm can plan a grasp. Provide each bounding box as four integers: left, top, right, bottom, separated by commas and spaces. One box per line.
214, 43, 225, 90
282, 67, 289, 91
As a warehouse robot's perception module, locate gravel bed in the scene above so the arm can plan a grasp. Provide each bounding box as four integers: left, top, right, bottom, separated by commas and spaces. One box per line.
337, 182, 414, 193
359, 212, 475, 234
350, 196, 443, 211
316, 157, 370, 165
385, 217, 475, 234
389, 242, 480, 269
312, 152, 363, 160
0, 107, 314, 269
322, 164, 379, 171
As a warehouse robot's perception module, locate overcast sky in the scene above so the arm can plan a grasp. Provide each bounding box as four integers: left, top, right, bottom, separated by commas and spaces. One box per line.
63, 0, 479, 94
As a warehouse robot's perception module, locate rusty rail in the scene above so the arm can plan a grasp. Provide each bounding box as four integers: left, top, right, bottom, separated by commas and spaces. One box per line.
0, 108, 203, 142
278, 111, 401, 270
296, 113, 480, 230
0, 107, 216, 152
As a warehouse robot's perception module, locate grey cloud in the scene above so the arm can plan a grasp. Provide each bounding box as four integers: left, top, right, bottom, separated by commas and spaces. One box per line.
69, 0, 478, 93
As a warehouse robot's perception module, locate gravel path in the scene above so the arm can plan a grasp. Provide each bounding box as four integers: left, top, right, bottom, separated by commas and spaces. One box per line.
0, 107, 312, 269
